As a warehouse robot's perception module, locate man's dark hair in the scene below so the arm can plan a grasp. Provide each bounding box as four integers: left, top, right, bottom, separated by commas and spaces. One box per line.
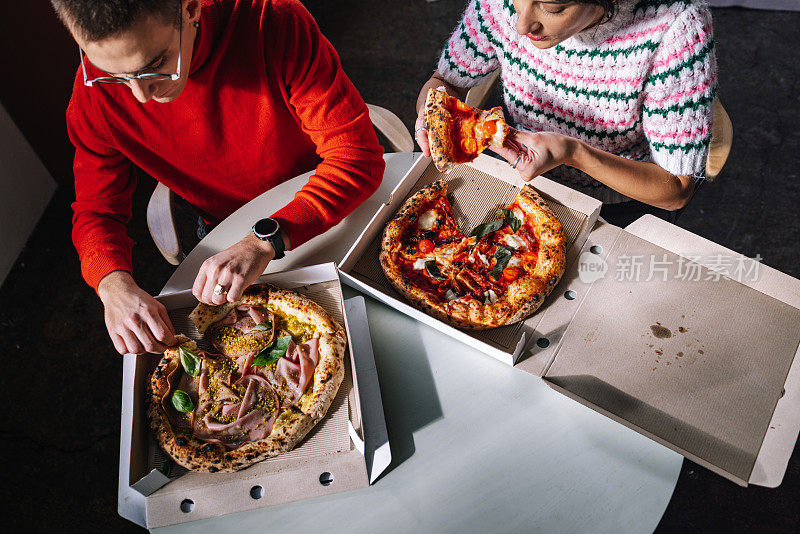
51, 0, 181, 42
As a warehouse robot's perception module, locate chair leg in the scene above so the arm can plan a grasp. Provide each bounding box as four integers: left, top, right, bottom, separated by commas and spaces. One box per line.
146, 182, 182, 265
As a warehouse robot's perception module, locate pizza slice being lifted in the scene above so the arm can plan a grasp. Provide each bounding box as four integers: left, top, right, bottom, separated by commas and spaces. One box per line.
425, 87, 510, 173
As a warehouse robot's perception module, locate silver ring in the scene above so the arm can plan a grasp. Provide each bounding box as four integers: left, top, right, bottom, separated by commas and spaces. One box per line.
415, 126, 427, 135
213, 284, 228, 296
510, 151, 523, 169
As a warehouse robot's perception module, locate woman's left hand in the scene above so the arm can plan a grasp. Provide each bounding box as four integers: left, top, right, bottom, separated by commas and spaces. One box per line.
192, 234, 275, 305
491, 129, 574, 182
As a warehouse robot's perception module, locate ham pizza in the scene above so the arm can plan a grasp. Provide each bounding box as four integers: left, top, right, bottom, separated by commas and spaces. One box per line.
147, 284, 346, 472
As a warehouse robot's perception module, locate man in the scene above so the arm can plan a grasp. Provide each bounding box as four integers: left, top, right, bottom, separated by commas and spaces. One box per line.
52, 0, 385, 355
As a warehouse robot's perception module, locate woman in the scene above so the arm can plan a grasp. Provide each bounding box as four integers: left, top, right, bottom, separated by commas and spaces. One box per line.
416, 0, 717, 227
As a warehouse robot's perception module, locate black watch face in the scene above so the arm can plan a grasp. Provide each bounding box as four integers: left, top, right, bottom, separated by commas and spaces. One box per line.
254, 218, 279, 237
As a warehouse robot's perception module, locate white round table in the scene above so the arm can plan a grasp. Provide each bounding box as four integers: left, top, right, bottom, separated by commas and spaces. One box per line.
155, 153, 682, 533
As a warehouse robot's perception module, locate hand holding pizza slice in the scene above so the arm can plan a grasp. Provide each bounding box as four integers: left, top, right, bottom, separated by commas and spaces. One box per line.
425, 87, 511, 173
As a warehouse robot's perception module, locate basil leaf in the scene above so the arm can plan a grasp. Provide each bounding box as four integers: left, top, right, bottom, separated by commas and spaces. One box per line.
489, 245, 514, 280
496, 208, 521, 233
171, 390, 194, 413
469, 218, 504, 239
253, 335, 292, 366
178, 346, 201, 377
425, 260, 447, 280
249, 321, 272, 332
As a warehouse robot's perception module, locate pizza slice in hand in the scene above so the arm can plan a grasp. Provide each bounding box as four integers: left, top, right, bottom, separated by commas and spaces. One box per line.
425, 87, 510, 173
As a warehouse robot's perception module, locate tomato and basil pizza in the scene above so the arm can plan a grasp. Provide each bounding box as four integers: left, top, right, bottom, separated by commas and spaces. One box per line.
380, 180, 566, 329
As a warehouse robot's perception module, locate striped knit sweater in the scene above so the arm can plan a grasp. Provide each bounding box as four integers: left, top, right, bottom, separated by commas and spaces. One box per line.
437, 0, 718, 204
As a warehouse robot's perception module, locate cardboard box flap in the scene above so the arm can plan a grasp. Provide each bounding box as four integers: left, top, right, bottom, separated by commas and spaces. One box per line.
524, 216, 800, 486
625, 215, 800, 487
339, 154, 601, 365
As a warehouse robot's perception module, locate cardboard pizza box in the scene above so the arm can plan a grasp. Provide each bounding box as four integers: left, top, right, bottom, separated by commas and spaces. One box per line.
519, 215, 800, 487
118, 263, 391, 528
339, 153, 603, 365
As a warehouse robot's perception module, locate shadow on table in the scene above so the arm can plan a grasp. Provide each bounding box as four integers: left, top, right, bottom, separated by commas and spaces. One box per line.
361, 295, 444, 482
544, 373, 754, 484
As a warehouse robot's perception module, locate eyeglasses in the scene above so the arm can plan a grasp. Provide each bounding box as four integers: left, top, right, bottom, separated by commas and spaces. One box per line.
80, 10, 183, 87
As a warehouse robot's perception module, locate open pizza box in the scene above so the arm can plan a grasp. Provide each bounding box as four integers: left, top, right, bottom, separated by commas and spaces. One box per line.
339, 155, 800, 487
118, 263, 391, 528
339, 153, 604, 366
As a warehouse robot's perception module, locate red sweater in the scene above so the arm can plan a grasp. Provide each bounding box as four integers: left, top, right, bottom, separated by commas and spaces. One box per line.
66, 0, 384, 289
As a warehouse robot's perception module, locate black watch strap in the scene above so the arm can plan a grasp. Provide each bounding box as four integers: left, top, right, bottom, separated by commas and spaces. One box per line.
267, 231, 285, 260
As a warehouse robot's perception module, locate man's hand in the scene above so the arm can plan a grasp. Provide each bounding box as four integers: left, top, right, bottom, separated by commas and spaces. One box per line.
490, 129, 576, 182
97, 271, 177, 355
192, 233, 276, 305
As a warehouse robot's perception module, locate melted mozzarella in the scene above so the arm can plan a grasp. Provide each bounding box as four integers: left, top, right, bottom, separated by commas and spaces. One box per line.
413, 258, 428, 270
445, 289, 460, 301
475, 253, 490, 267
501, 234, 527, 250
491, 124, 507, 147
418, 209, 438, 230
512, 208, 525, 223
507, 256, 523, 268
484, 289, 498, 305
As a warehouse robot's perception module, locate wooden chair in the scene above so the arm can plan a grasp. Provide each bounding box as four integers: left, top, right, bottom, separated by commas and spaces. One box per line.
147, 104, 413, 265
464, 70, 733, 181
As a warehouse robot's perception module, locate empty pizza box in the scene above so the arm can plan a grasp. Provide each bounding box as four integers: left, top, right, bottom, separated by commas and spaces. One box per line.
118, 263, 391, 528
339, 155, 800, 487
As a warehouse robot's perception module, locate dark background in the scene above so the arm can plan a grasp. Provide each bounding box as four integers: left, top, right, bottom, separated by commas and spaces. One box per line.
1, 1, 798, 532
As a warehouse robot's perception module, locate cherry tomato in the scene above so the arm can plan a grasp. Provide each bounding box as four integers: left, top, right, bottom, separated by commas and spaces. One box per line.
461, 137, 478, 154
456, 100, 472, 113
418, 239, 434, 254
502, 267, 520, 282
480, 120, 498, 137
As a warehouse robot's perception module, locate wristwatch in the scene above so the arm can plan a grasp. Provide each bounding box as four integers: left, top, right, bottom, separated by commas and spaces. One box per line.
252, 217, 285, 259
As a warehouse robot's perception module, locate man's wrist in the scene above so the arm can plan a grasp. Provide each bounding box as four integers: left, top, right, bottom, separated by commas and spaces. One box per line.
246, 232, 277, 260
96, 270, 135, 301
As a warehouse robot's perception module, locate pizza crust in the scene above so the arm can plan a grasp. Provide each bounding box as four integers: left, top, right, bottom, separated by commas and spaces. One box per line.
425, 89, 457, 173
379, 180, 566, 330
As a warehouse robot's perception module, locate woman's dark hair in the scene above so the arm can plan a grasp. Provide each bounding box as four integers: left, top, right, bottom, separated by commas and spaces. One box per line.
549, 0, 617, 25
51, 0, 181, 41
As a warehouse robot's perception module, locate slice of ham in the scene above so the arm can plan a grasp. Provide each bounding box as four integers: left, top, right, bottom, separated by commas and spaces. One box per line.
193, 376, 280, 449
273, 336, 320, 403
217, 305, 272, 334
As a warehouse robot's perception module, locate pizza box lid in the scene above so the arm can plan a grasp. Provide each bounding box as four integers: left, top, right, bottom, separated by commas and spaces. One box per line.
338, 153, 603, 366
117, 263, 391, 528
518, 215, 800, 487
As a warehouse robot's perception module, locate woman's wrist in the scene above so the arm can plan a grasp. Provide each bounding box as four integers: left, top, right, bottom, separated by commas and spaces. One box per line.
562, 135, 588, 170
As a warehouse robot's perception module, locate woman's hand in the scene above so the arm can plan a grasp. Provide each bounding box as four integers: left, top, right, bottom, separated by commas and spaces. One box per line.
414, 113, 431, 158
97, 271, 177, 355
491, 129, 575, 182
192, 234, 276, 306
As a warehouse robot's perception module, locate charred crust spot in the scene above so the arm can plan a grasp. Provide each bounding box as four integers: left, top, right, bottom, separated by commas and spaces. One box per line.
208, 466, 219, 473
174, 436, 188, 446
201, 443, 216, 454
